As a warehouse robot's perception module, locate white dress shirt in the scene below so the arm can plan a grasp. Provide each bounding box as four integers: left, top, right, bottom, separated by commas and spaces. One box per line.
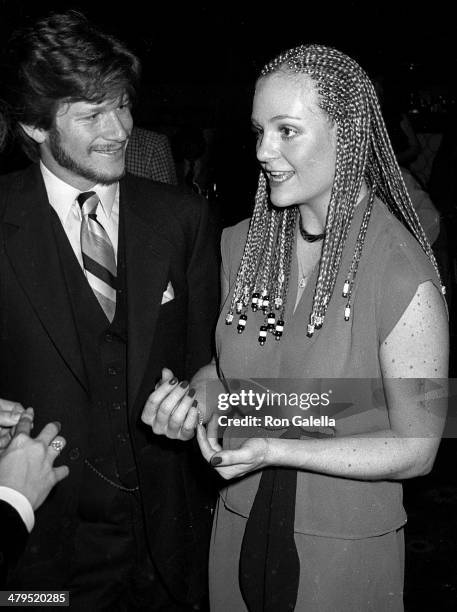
0, 486, 34, 532
40, 161, 120, 266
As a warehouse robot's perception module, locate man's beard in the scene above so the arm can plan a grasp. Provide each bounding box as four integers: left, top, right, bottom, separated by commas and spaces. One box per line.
48, 129, 125, 185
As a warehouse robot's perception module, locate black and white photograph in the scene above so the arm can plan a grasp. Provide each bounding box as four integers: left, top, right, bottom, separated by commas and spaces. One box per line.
0, 2, 455, 610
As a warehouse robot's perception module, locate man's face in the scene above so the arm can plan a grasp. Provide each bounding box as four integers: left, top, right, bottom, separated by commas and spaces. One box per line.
40, 94, 133, 189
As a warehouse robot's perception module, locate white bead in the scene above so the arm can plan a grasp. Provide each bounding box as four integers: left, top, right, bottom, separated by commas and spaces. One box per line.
342, 281, 350, 297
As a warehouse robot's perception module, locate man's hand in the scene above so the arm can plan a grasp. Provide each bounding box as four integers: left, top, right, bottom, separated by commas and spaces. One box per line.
0, 408, 70, 510
0, 399, 25, 452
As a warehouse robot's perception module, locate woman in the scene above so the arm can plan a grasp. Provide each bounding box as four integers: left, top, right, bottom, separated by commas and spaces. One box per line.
142, 45, 448, 611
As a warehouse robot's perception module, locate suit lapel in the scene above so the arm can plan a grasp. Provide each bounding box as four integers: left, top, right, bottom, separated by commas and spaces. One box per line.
121, 177, 172, 410
3, 165, 88, 391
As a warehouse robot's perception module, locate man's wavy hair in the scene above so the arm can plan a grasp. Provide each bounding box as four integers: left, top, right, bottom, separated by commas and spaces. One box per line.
1, 11, 141, 161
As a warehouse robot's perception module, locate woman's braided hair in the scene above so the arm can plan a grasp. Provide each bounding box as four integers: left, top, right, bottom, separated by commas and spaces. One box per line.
225, 44, 443, 340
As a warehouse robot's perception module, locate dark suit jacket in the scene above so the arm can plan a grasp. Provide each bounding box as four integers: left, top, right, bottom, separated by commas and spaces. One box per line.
0, 500, 28, 585
0, 164, 218, 602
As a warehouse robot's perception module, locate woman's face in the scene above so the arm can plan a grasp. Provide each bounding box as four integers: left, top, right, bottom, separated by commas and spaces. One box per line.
252, 72, 337, 211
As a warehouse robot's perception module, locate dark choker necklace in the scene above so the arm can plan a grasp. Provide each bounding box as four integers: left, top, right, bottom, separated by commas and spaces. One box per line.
299, 216, 326, 242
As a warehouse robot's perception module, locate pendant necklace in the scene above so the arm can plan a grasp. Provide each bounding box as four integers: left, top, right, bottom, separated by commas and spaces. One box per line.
298, 216, 325, 287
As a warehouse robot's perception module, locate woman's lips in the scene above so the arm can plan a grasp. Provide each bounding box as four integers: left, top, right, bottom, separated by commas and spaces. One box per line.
266, 170, 295, 184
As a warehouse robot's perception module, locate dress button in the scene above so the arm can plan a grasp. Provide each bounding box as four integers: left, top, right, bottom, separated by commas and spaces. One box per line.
69, 447, 80, 461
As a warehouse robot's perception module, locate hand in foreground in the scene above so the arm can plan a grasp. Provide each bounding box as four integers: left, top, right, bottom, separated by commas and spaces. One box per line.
0, 399, 25, 452
0, 409, 69, 510
196, 415, 270, 480
141, 368, 201, 440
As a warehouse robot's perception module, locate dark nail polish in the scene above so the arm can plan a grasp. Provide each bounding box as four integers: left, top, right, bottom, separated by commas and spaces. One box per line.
169, 377, 178, 385
187, 388, 196, 398
191, 399, 198, 408
179, 380, 189, 388
210, 456, 222, 466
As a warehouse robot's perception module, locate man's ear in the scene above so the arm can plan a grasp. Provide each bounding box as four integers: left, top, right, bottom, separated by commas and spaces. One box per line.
19, 123, 48, 144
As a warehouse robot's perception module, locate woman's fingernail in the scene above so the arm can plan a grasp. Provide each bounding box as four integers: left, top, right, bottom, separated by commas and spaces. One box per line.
52, 421, 61, 429
179, 380, 189, 389
192, 399, 199, 408
210, 456, 222, 466
169, 377, 178, 385
188, 388, 196, 398
197, 409, 203, 424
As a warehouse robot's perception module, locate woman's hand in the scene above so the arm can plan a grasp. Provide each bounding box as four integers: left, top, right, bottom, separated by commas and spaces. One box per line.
196, 415, 270, 480
141, 361, 221, 441
141, 368, 200, 440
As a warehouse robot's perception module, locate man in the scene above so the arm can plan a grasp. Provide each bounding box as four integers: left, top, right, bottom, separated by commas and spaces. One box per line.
0, 402, 69, 584
126, 126, 178, 185
0, 11, 218, 610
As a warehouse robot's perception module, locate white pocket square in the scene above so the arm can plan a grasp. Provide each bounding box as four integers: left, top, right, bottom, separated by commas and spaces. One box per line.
161, 281, 175, 305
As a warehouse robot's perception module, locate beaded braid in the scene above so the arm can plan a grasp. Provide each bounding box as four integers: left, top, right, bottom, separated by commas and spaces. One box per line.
225, 44, 444, 343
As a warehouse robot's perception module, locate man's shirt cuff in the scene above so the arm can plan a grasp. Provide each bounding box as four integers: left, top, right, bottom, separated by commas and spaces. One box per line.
0, 486, 35, 532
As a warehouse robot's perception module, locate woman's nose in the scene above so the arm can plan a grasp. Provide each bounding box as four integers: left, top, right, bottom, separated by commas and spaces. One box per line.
256, 132, 279, 163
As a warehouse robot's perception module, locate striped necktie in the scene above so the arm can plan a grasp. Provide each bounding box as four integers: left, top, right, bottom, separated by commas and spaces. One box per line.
77, 191, 117, 322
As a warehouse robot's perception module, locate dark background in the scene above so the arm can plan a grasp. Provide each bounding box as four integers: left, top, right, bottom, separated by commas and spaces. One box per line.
1, 1, 457, 609
2, 0, 457, 224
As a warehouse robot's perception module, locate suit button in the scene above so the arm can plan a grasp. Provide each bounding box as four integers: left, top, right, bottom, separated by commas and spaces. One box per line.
105, 333, 114, 343
69, 447, 80, 461
117, 433, 128, 444
112, 402, 122, 410
107, 367, 117, 375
